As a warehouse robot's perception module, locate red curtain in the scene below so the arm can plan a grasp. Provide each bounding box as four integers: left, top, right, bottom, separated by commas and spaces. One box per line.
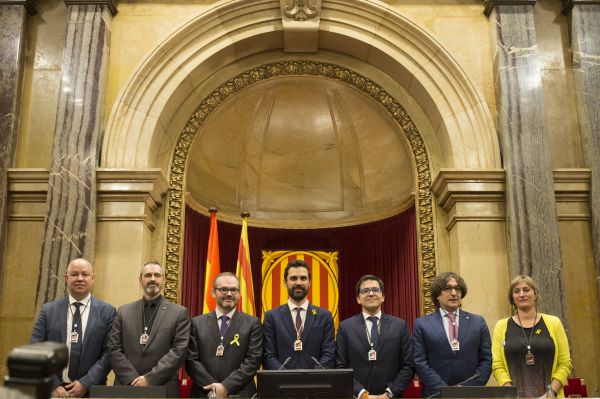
182, 205, 420, 328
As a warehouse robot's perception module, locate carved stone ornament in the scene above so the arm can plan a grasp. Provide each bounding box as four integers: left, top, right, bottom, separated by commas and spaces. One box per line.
280, 0, 322, 52
282, 0, 320, 21
167, 61, 437, 314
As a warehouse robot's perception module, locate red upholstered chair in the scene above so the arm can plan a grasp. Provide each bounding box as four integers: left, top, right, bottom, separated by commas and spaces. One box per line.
564, 378, 588, 397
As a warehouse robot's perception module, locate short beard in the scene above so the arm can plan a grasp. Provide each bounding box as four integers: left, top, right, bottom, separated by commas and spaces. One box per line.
288, 286, 308, 301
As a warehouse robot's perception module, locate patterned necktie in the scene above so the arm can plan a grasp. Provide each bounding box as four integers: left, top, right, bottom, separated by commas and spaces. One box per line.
295, 308, 303, 335
447, 311, 458, 341
68, 302, 83, 381
367, 316, 379, 347
219, 315, 230, 339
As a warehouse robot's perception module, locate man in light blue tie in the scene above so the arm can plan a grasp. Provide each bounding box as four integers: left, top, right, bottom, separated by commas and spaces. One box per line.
412, 272, 492, 397
335, 275, 414, 399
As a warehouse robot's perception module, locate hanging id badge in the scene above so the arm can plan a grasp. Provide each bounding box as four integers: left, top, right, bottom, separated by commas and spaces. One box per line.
451, 339, 460, 351
525, 351, 535, 365
69, 331, 79, 344
140, 333, 149, 345
368, 347, 377, 361
294, 338, 303, 352
216, 343, 225, 357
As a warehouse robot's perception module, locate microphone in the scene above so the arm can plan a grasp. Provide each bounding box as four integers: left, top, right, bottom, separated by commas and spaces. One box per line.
427, 373, 481, 398
310, 356, 325, 369
455, 372, 481, 387
278, 357, 292, 370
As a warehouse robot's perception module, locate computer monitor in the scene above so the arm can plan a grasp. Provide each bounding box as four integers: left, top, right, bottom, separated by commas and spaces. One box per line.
89, 385, 167, 398
439, 385, 518, 398
257, 368, 353, 399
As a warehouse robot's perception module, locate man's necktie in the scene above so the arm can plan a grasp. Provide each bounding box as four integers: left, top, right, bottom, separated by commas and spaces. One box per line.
68, 302, 82, 381
447, 311, 458, 341
295, 308, 303, 334
367, 316, 379, 347
219, 315, 230, 339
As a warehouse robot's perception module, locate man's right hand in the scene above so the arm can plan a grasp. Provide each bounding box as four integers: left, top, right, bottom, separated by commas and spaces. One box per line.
51, 386, 69, 398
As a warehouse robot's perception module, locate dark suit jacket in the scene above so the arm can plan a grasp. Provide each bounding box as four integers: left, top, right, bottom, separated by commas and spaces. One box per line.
30, 296, 116, 391
263, 303, 335, 370
412, 310, 492, 397
107, 297, 191, 398
335, 313, 414, 397
186, 311, 262, 397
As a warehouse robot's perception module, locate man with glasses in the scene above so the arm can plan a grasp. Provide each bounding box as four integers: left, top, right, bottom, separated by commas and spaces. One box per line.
336, 275, 414, 399
412, 272, 491, 397
263, 259, 335, 369
186, 272, 263, 398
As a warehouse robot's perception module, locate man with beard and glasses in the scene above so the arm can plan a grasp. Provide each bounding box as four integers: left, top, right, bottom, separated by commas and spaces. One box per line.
186, 272, 262, 398
30, 258, 116, 398
108, 261, 191, 397
263, 259, 335, 369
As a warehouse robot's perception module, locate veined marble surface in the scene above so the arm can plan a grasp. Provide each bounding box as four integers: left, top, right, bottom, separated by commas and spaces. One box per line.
36, 3, 113, 308
491, 4, 567, 321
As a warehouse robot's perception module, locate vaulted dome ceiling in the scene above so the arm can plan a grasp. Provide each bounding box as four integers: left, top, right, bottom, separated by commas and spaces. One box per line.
185, 76, 415, 227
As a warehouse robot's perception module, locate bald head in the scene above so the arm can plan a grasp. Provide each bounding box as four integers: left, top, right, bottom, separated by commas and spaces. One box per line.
65, 258, 95, 300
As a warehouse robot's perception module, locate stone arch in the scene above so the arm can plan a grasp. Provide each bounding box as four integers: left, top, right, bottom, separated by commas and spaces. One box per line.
102, 0, 499, 170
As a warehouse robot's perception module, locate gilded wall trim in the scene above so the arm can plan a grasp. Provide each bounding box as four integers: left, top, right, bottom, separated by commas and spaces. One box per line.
165, 61, 437, 314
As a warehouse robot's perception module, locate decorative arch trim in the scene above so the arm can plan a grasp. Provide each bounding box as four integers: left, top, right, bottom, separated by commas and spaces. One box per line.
164, 61, 437, 314
102, 0, 499, 170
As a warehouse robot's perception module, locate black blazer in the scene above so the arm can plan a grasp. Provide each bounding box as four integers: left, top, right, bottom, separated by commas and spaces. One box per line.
186, 311, 263, 397
335, 313, 414, 397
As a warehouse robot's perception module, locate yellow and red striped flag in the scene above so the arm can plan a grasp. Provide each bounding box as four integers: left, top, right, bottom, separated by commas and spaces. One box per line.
236, 212, 256, 315
202, 208, 220, 313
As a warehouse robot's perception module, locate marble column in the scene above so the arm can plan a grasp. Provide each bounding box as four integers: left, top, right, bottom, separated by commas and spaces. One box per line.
484, 0, 568, 321
562, 0, 600, 317
36, 0, 117, 309
0, 0, 35, 297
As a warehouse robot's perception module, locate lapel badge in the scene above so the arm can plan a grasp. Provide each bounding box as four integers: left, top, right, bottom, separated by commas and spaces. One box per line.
312, 309, 317, 316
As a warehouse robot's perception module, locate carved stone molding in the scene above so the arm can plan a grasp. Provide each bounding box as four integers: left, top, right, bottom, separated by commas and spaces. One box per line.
96, 169, 168, 230
167, 60, 437, 313
431, 169, 506, 230
483, 0, 536, 16
562, 0, 600, 14
0, 0, 36, 15
64, 0, 117, 16
280, 0, 322, 52
553, 169, 591, 220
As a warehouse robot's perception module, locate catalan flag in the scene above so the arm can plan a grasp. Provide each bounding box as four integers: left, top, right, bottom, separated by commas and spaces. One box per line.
236, 213, 256, 315
202, 208, 220, 313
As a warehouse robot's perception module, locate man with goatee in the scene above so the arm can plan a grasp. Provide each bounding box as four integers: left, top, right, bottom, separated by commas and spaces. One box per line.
186, 272, 262, 398
108, 261, 191, 397
263, 259, 335, 369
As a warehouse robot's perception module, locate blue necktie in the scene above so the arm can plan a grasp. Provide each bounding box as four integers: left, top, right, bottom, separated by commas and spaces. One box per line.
68, 302, 82, 381
219, 315, 230, 339
367, 316, 379, 347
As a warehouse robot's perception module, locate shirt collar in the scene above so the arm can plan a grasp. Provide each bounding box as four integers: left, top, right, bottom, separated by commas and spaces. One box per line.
215, 308, 236, 320
143, 294, 163, 307
288, 299, 309, 312
68, 293, 91, 305
362, 311, 382, 321
439, 307, 460, 317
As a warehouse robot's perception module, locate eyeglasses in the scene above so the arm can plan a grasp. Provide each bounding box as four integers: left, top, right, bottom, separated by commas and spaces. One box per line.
359, 288, 383, 295
442, 286, 462, 293
215, 287, 240, 295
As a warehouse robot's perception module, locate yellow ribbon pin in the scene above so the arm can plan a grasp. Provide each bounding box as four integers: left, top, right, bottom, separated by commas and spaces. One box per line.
535, 329, 542, 335
312, 309, 317, 316
230, 333, 240, 346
